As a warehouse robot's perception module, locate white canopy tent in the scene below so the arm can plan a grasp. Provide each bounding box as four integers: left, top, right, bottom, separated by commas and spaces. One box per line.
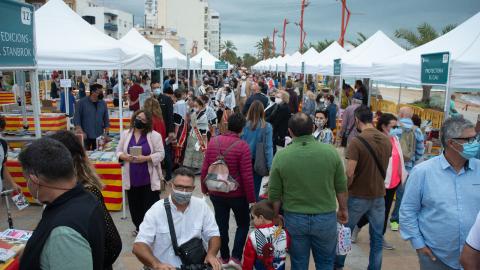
157, 39, 188, 70
286, 51, 315, 74
341, 31, 405, 78
313, 41, 347, 75
191, 49, 223, 70
275, 54, 291, 72
372, 12, 480, 90
35, 0, 152, 70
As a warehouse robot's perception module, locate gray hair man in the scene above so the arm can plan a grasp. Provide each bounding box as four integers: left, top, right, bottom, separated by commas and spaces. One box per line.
400, 117, 480, 270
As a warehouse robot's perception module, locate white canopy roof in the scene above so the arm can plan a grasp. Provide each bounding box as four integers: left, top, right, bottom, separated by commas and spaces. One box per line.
312, 42, 347, 75
341, 31, 405, 77
120, 28, 154, 57
157, 39, 187, 69
191, 49, 223, 70
35, 0, 151, 70
372, 12, 480, 89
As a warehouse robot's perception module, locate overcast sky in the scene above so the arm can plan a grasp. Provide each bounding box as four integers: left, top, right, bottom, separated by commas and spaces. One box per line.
99, 0, 480, 56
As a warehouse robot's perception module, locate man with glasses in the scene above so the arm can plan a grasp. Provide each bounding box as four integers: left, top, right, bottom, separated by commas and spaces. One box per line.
400, 117, 480, 270
133, 167, 221, 270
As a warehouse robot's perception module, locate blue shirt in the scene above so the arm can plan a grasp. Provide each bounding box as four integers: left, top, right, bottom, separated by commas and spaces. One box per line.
74, 97, 110, 139
400, 154, 480, 269
60, 91, 75, 116
391, 118, 425, 170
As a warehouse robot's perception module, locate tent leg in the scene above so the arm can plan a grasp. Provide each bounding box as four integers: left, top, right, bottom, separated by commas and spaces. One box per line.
397, 83, 402, 111
118, 69, 127, 220
30, 70, 42, 138
443, 69, 453, 118
338, 75, 343, 108
367, 79, 373, 108
160, 68, 164, 93
64, 70, 70, 130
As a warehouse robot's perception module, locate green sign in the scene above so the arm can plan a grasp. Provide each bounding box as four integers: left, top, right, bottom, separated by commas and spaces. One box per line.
333, 59, 341, 76
301, 61, 305, 73
215, 61, 228, 70
154, 45, 163, 68
421, 52, 450, 85
0, 0, 35, 68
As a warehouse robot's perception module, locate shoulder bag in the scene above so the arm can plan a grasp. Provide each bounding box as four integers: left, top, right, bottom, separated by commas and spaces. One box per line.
356, 136, 386, 179
164, 199, 206, 266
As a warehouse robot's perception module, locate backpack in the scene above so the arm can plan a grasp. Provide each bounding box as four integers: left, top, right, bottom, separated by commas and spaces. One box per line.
204, 138, 241, 193
399, 126, 417, 162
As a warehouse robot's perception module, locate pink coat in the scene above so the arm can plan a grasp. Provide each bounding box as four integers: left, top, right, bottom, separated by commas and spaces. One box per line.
116, 130, 165, 191
201, 132, 256, 203
385, 136, 408, 189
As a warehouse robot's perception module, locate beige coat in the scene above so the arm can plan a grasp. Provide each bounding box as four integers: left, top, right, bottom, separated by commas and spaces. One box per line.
116, 130, 165, 191
236, 79, 252, 99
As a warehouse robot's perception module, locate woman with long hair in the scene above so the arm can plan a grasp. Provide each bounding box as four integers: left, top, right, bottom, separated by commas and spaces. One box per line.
241, 101, 273, 201
143, 97, 166, 141
116, 110, 165, 234
49, 131, 122, 270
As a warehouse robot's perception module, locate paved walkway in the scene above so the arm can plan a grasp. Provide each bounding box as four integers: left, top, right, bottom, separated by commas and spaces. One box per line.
0, 177, 420, 270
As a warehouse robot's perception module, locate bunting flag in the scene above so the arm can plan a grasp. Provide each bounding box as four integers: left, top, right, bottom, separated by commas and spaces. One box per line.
6, 161, 123, 211
4, 115, 67, 132
108, 118, 131, 133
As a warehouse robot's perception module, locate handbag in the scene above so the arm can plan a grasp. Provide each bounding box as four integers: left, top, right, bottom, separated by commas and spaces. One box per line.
254, 126, 269, 176
341, 123, 355, 147
164, 199, 207, 265
356, 136, 387, 179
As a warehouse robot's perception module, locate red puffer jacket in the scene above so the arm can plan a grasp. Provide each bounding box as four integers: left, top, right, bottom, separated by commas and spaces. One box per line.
201, 132, 255, 203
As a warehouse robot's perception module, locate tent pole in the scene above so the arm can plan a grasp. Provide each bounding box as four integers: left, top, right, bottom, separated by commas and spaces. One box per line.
160, 68, 164, 93
338, 75, 343, 108
30, 70, 42, 138
367, 79, 373, 108
16, 71, 28, 131
175, 69, 178, 89
443, 66, 453, 118
44, 72, 48, 100
397, 83, 402, 111
118, 69, 127, 220
64, 70, 70, 130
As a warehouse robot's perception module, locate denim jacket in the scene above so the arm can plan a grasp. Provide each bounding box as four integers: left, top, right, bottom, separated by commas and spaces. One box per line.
241, 122, 274, 170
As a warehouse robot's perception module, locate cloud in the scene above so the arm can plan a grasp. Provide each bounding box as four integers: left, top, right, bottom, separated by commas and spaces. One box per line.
103, 0, 480, 55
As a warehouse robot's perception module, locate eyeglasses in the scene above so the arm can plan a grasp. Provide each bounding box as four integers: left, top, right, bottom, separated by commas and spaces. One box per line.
172, 183, 195, 192
452, 134, 480, 144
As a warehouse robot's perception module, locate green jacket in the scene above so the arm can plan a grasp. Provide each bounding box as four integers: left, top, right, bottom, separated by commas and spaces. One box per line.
268, 135, 347, 214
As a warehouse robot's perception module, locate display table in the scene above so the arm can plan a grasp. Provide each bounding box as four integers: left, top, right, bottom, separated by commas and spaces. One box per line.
6, 160, 123, 211
4, 114, 67, 132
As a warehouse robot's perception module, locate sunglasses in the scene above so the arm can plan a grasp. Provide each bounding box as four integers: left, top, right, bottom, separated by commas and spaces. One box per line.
452, 134, 480, 144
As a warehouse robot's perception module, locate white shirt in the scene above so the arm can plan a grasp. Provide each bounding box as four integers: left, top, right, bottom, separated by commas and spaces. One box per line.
173, 100, 188, 120
240, 81, 247, 97
135, 196, 220, 267
467, 211, 480, 251
224, 93, 236, 110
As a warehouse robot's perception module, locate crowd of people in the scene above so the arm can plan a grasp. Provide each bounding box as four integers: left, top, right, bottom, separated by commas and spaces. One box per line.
1, 69, 480, 270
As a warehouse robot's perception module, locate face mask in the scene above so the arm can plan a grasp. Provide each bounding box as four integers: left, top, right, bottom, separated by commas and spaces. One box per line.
153, 88, 161, 96
98, 93, 104, 100
172, 188, 193, 205
456, 140, 480, 160
320, 98, 325, 103
275, 98, 282, 104
193, 108, 199, 113
315, 119, 326, 128
134, 118, 146, 130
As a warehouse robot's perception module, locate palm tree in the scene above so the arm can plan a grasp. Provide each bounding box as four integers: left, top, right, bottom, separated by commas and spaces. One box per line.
348, 32, 367, 47
255, 37, 273, 60
220, 40, 238, 64
395, 23, 457, 103
308, 39, 335, 53
242, 53, 257, 68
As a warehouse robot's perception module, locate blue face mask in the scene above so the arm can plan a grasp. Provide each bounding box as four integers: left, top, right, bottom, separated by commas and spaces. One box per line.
153, 88, 161, 96
459, 141, 480, 160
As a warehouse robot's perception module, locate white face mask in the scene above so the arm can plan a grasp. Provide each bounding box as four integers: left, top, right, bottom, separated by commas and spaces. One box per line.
275, 98, 283, 104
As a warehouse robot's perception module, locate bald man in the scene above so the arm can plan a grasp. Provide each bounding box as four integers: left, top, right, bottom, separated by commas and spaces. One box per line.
388, 106, 425, 231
